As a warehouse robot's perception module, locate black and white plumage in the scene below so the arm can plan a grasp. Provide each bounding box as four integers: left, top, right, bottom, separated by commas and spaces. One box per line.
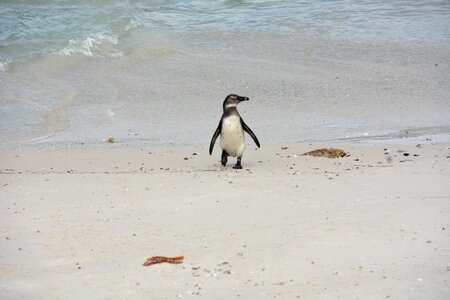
209, 94, 260, 169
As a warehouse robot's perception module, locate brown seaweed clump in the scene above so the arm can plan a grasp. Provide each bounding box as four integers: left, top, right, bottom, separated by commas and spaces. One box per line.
143, 256, 184, 266
302, 148, 347, 158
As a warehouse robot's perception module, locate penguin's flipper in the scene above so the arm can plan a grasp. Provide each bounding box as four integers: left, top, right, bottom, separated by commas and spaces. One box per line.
241, 119, 260, 148
209, 120, 222, 155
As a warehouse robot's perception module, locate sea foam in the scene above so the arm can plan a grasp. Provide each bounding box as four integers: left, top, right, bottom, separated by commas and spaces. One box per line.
58, 32, 122, 58
0, 59, 11, 72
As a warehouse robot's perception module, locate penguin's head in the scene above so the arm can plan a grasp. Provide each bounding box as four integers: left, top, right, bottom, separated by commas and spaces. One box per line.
223, 94, 249, 111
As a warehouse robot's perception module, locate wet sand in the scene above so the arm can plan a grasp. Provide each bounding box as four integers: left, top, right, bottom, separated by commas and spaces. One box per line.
1, 142, 449, 299
1, 33, 449, 146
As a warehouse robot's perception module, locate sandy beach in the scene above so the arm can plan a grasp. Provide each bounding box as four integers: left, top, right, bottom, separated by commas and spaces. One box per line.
1, 2, 450, 299
1, 142, 449, 299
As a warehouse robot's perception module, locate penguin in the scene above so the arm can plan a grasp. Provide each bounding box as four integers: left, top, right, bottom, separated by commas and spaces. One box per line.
209, 94, 260, 169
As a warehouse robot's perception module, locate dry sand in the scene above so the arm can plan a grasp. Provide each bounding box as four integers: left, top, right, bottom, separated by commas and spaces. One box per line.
1, 142, 449, 299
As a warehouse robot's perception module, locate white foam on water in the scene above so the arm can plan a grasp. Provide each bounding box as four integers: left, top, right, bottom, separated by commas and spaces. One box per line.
58, 32, 123, 58
0, 59, 11, 72
125, 17, 144, 31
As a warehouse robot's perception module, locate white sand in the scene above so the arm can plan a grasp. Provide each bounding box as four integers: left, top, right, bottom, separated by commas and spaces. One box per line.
1, 142, 449, 299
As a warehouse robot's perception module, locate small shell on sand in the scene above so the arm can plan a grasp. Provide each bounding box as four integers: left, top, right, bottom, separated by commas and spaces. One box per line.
302, 148, 347, 158
281, 144, 289, 150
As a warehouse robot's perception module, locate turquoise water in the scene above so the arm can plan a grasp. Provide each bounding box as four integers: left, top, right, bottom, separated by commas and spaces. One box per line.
1, 0, 449, 70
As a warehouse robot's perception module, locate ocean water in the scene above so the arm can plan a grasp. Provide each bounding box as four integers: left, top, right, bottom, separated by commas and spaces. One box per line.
1, 1, 449, 146
1, 0, 450, 68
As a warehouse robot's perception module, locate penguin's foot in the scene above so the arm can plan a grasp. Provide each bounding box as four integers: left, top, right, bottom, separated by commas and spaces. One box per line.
221, 157, 227, 166
233, 156, 242, 169
221, 150, 228, 166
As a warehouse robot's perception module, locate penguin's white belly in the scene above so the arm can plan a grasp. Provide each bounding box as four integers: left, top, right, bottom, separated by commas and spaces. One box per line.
220, 115, 245, 157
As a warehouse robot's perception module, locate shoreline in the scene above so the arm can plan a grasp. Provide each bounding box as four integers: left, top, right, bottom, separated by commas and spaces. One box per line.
1, 31, 449, 147
1, 128, 449, 152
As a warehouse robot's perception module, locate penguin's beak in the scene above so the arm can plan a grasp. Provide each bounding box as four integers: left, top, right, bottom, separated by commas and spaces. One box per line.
238, 96, 249, 102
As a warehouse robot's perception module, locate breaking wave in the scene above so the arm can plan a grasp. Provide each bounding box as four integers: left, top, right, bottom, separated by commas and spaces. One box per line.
58, 32, 122, 58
